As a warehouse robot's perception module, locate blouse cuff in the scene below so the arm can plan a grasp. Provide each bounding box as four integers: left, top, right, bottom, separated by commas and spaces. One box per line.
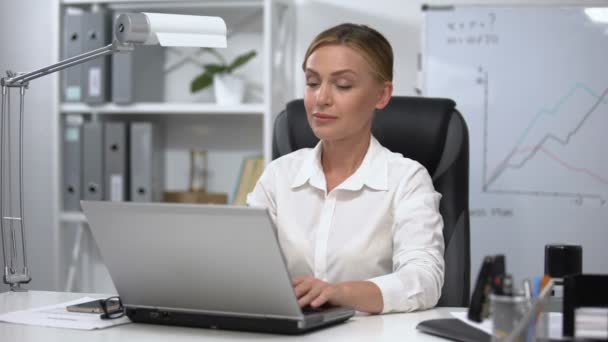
368, 274, 410, 313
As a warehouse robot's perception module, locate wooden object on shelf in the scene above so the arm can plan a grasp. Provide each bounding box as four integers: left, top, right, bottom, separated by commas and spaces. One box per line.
189, 149, 208, 192
232, 156, 264, 206
163, 191, 228, 205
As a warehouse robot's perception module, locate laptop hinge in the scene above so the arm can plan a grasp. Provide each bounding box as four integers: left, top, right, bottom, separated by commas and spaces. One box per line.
125, 304, 304, 321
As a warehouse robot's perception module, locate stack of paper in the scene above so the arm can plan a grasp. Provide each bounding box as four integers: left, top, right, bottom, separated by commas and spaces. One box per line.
575, 307, 608, 340
0, 297, 131, 330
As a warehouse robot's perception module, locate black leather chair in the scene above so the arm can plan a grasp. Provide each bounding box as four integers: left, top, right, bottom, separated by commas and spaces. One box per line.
272, 96, 470, 307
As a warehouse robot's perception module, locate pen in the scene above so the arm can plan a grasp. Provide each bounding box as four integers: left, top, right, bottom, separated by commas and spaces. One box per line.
540, 274, 551, 292
502, 274, 513, 296
523, 278, 534, 342
523, 278, 532, 299
532, 276, 542, 298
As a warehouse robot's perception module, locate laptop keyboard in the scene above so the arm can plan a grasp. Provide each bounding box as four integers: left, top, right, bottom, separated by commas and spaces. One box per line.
301, 305, 334, 314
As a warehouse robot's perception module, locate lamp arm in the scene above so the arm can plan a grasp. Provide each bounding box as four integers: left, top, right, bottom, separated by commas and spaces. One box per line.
2, 40, 133, 88
0, 39, 132, 291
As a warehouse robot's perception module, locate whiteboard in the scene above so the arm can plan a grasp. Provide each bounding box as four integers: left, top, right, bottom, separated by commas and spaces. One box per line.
422, 5, 608, 285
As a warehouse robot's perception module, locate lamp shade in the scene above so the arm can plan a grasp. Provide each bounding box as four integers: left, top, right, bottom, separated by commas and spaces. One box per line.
114, 12, 227, 48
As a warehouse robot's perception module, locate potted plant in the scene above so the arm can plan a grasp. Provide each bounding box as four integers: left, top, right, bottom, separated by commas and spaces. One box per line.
190, 48, 257, 105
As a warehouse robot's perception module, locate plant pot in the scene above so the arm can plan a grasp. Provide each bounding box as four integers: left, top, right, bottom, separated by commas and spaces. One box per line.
213, 73, 245, 105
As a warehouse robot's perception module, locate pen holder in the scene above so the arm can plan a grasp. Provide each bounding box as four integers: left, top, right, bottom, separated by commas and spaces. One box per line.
490, 294, 548, 342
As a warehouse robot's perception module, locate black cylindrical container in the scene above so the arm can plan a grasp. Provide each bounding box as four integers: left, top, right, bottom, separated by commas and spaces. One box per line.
544, 244, 583, 312
545, 244, 582, 278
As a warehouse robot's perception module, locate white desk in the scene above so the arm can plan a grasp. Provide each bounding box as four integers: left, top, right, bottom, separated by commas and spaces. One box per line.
1, 291, 464, 341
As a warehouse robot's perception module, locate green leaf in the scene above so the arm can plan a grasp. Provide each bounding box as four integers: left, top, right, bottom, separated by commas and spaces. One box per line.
190, 50, 256, 92
190, 72, 214, 93
228, 50, 257, 73
203, 64, 229, 74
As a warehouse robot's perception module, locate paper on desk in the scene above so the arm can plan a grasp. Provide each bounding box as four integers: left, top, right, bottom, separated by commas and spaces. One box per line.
450, 311, 493, 334
450, 311, 563, 339
0, 297, 131, 330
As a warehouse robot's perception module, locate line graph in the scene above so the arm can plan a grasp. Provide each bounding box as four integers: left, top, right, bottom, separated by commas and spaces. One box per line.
500, 83, 606, 154
486, 85, 608, 187
479, 70, 608, 203
501, 145, 608, 185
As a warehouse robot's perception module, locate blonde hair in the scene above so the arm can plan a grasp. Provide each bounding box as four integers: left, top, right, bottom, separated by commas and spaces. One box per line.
302, 23, 393, 82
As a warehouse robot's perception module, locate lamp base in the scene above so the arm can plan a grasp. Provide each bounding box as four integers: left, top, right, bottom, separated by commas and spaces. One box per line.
9, 283, 29, 292
4, 270, 31, 292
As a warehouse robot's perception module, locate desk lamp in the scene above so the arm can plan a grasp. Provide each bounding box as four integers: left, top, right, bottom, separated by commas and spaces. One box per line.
1, 12, 227, 291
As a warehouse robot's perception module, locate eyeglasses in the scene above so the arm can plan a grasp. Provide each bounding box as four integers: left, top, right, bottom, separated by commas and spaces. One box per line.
99, 296, 125, 320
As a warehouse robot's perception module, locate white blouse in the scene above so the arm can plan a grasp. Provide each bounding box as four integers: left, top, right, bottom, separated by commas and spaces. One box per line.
246, 136, 445, 313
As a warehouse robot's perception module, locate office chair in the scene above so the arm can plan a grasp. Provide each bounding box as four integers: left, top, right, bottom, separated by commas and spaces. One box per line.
272, 96, 470, 307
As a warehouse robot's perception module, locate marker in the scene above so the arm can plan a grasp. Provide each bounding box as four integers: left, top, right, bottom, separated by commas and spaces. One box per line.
523, 279, 532, 299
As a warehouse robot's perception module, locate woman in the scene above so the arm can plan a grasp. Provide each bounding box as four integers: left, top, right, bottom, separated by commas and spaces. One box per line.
247, 23, 444, 314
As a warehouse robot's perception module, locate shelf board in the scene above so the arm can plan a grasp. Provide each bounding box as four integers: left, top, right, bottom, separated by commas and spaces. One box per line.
61, 0, 264, 8
60, 102, 265, 115
60, 212, 87, 223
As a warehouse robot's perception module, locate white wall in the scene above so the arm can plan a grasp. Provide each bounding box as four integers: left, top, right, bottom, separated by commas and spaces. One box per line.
293, 0, 607, 99
0, 0, 59, 292
293, 0, 422, 97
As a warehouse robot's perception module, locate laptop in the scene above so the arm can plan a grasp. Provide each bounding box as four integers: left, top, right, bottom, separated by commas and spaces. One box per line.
81, 200, 355, 334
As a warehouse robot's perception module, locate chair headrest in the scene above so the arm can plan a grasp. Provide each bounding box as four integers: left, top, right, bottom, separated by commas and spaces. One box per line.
281, 96, 457, 174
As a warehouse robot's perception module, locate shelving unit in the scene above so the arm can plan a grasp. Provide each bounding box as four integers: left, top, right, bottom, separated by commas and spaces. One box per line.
61, 102, 266, 115
55, 0, 296, 293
